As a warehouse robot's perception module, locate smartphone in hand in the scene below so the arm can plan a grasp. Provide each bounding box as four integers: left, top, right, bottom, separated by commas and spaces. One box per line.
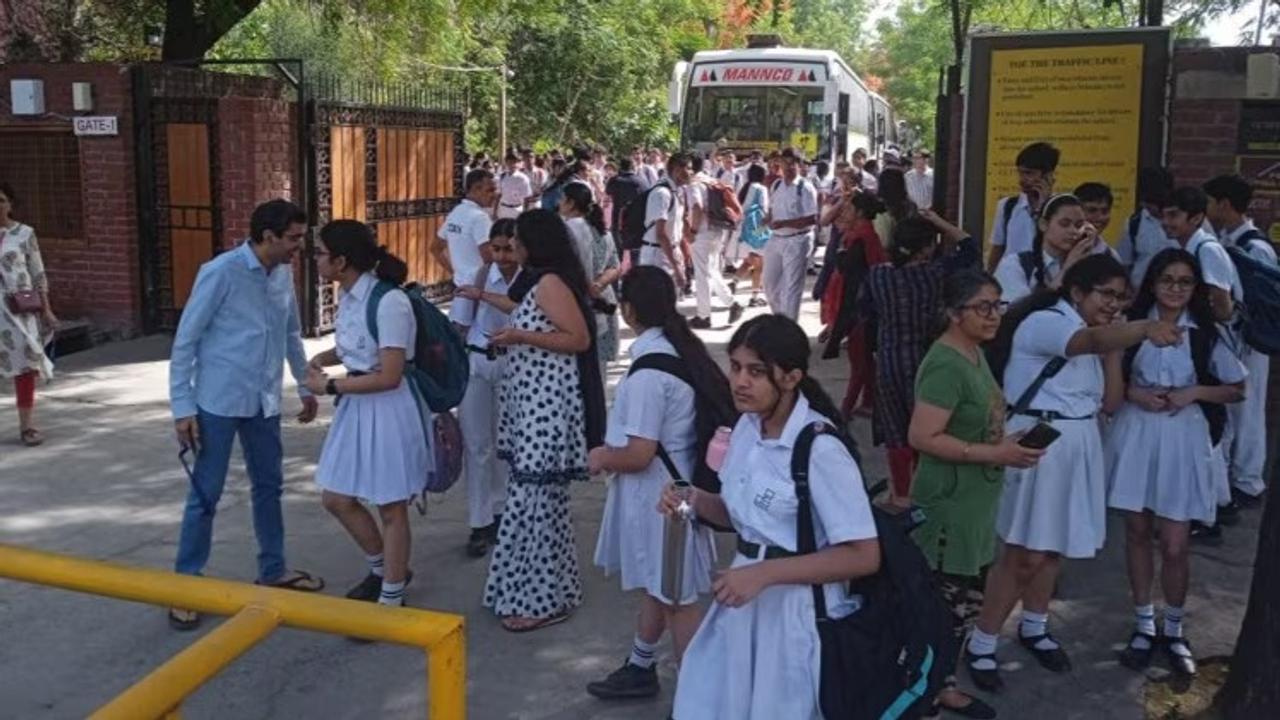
1018, 421, 1061, 450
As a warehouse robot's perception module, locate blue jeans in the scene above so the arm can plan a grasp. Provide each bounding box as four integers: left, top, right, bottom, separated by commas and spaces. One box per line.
174, 408, 287, 583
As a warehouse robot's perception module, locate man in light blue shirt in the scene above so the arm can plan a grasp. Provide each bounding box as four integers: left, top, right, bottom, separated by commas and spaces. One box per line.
167, 199, 323, 631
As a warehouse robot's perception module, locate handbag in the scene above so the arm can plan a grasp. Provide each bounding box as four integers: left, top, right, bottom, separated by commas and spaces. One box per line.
6, 289, 43, 315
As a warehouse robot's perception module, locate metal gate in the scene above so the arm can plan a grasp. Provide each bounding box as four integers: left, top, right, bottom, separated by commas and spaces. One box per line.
306, 78, 464, 335
133, 64, 222, 332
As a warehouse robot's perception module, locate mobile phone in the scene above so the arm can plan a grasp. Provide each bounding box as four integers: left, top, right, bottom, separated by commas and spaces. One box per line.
1018, 422, 1061, 450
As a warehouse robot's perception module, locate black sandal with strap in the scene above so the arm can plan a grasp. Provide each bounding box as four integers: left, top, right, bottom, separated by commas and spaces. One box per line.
964, 649, 1004, 693
1164, 636, 1197, 676
1019, 633, 1073, 672
1118, 631, 1157, 671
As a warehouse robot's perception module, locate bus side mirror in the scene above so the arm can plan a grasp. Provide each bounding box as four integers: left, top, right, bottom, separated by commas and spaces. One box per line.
669, 61, 689, 116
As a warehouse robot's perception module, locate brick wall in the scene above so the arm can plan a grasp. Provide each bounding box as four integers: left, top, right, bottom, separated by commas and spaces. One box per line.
0, 63, 140, 336
217, 94, 298, 249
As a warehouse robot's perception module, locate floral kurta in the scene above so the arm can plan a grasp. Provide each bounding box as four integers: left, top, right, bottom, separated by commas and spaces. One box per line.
0, 223, 53, 380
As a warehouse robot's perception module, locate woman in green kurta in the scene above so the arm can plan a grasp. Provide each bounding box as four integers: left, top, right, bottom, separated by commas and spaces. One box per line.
907, 269, 1047, 718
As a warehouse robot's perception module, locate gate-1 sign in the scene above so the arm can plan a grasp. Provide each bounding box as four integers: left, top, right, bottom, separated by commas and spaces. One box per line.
73, 116, 118, 136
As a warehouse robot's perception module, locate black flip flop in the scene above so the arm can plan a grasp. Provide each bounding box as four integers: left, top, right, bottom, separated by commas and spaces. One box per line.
259, 569, 326, 592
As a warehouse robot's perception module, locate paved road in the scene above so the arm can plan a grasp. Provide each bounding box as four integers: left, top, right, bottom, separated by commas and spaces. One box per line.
0, 289, 1259, 719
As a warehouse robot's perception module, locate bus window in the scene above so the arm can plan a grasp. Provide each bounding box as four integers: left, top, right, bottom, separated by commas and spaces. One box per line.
838, 93, 849, 125
683, 85, 829, 154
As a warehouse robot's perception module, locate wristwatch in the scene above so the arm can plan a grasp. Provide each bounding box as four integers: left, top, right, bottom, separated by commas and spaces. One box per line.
325, 378, 338, 396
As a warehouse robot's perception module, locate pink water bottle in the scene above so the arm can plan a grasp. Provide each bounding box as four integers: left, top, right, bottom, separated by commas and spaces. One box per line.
705, 426, 732, 472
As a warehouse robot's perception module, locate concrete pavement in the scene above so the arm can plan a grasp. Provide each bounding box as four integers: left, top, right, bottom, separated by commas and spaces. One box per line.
0, 290, 1260, 719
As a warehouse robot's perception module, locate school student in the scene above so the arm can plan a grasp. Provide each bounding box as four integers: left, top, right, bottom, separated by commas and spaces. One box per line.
994, 194, 1106, 304
686, 159, 744, 329
1074, 182, 1114, 236
1160, 187, 1244, 539
764, 147, 820, 320
496, 153, 534, 220
965, 254, 1181, 692
732, 163, 771, 308
305, 221, 426, 606
987, 142, 1060, 271
1106, 248, 1246, 677
668, 314, 881, 720
452, 220, 522, 557
586, 267, 726, 701
1118, 167, 1177, 288
1203, 174, 1276, 507
641, 154, 692, 277
435, 169, 496, 325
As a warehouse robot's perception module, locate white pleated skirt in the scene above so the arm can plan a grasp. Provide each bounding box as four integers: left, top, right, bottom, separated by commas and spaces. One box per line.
996, 414, 1106, 559
593, 472, 716, 605
316, 381, 429, 506
1105, 403, 1216, 522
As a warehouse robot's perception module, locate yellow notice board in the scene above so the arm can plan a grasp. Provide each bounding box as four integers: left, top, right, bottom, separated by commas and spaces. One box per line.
984, 44, 1145, 245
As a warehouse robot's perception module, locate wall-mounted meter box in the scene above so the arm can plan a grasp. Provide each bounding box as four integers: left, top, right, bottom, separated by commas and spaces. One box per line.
10, 80, 46, 115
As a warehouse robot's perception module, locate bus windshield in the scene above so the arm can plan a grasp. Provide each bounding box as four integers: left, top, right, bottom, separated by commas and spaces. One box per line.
682, 85, 828, 154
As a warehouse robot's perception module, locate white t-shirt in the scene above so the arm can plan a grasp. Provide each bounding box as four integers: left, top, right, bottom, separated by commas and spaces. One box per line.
769, 176, 819, 238
989, 194, 1038, 256
1003, 299, 1103, 418
640, 183, 682, 270
498, 170, 532, 208
438, 199, 493, 322
335, 273, 416, 373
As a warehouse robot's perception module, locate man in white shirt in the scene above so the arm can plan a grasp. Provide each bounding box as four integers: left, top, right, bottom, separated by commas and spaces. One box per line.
905, 149, 935, 209
521, 148, 547, 192
452, 222, 521, 557
686, 155, 744, 329
987, 142, 1059, 271
1204, 174, 1276, 505
713, 149, 745, 271
1118, 168, 1177, 288
435, 169, 496, 323
639, 153, 691, 276
765, 147, 819, 320
495, 153, 533, 219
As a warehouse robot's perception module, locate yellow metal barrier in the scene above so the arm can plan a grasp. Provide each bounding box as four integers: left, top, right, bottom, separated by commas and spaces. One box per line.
0, 543, 465, 719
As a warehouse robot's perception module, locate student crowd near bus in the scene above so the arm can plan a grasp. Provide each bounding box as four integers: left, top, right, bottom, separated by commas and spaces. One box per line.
152, 135, 1277, 719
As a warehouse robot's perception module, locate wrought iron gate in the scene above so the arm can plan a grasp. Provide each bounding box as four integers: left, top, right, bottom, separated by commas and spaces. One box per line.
306, 78, 465, 335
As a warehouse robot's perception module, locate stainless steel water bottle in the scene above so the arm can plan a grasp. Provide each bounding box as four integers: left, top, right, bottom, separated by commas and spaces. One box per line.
661, 480, 694, 605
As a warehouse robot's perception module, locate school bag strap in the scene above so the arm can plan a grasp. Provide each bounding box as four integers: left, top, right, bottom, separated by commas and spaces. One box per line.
791, 421, 833, 619
1000, 195, 1019, 241
365, 279, 394, 343
626, 352, 701, 484
1016, 250, 1039, 285
1009, 355, 1067, 416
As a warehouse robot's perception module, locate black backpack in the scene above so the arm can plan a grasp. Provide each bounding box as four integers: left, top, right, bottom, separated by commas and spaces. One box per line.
626, 352, 737, 494
619, 183, 675, 251
792, 423, 956, 720
1122, 326, 1228, 445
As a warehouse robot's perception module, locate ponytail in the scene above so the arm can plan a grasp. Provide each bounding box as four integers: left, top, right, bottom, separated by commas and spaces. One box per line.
797, 375, 844, 429
586, 201, 607, 238
374, 245, 409, 285
319, 219, 408, 286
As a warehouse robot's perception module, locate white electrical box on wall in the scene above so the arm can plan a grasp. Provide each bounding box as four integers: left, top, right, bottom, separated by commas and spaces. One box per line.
1246, 53, 1280, 99
10, 79, 46, 115
72, 82, 94, 112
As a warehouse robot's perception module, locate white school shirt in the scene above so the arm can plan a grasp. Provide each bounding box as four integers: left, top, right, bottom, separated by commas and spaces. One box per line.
497, 170, 532, 209
769, 176, 819, 239
1184, 229, 1243, 303
719, 394, 877, 617
1129, 309, 1246, 389
438, 199, 493, 322
529, 166, 548, 190
1118, 208, 1176, 288
604, 328, 697, 476
1003, 299, 1103, 418
640, 182, 683, 269
459, 264, 519, 350
995, 243, 1119, 304
989, 194, 1038, 255
638, 164, 660, 189
1221, 220, 1279, 266
905, 167, 934, 209
334, 273, 416, 373
714, 165, 744, 193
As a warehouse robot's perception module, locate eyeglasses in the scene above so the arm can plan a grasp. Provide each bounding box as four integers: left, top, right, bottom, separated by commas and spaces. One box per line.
1157, 277, 1196, 291
957, 300, 1009, 318
1091, 287, 1127, 304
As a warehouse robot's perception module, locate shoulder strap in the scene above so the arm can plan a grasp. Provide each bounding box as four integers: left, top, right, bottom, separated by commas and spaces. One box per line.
1011, 354, 1068, 415
1017, 250, 1039, 285
365, 279, 396, 343
1001, 195, 1018, 239
791, 422, 831, 620
1128, 212, 1141, 243
1238, 228, 1271, 253
627, 353, 688, 480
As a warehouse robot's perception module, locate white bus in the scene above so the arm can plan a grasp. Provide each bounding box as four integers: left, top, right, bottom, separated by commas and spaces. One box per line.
669, 38, 895, 165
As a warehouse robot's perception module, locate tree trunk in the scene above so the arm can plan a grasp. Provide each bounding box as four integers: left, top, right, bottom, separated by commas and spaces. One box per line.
1217, 468, 1280, 718
161, 0, 261, 62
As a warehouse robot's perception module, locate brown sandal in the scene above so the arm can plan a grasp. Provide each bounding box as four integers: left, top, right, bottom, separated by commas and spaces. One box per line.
20, 428, 43, 447
501, 613, 570, 634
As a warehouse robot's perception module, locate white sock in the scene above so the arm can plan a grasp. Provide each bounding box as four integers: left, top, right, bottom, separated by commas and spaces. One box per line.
1164, 606, 1185, 639
1020, 611, 1060, 650
629, 635, 659, 669
378, 579, 406, 607
966, 628, 999, 670
366, 552, 385, 578
1132, 605, 1156, 649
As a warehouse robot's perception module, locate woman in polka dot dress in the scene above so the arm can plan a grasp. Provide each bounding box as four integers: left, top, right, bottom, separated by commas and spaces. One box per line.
485, 209, 599, 632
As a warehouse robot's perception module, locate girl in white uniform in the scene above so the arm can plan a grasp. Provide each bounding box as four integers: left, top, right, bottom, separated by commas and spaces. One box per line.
1107, 248, 1246, 677
965, 254, 1182, 692
305, 220, 428, 607
994, 194, 1111, 304
666, 315, 881, 720
586, 266, 726, 701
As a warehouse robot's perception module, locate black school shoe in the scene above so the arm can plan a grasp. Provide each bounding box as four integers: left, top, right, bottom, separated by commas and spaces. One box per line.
1019, 633, 1072, 672
964, 650, 1003, 693
1217, 500, 1241, 526
345, 570, 414, 602
1164, 636, 1197, 676
1190, 521, 1224, 545
1231, 488, 1264, 509
689, 316, 712, 330
586, 660, 659, 700
1117, 631, 1157, 671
